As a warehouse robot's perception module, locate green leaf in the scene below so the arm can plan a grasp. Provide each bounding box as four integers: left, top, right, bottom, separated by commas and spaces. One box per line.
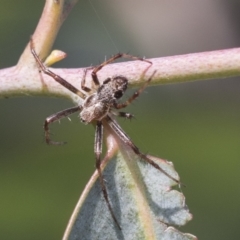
63, 127, 196, 240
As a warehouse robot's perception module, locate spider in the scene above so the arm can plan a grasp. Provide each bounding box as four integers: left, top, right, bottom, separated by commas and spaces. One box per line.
30, 39, 180, 230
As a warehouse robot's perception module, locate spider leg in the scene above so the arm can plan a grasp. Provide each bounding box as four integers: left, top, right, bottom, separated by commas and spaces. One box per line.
106, 116, 180, 184
95, 121, 121, 230
91, 53, 152, 87
81, 67, 97, 93
114, 70, 156, 110
44, 106, 82, 145
111, 111, 134, 120
30, 38, 86, 99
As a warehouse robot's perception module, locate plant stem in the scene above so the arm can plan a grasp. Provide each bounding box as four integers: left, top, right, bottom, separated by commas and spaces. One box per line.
1, 47, 240, 103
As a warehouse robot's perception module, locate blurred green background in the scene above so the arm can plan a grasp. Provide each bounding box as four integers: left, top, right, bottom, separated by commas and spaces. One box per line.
1, 0, 240, 239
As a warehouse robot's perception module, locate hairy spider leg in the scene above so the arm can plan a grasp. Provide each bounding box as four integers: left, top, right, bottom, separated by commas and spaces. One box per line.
81, 67, 97, 93
106, 115, 180, 185
110, 69, 154, 119
114, 69, 156, 110
30, 38, 86, 99
91, 53, 152, 86
95, 121, 121, 230
111, 111, 135, 120
110, 69, 156, 123
44, 106, 82, 145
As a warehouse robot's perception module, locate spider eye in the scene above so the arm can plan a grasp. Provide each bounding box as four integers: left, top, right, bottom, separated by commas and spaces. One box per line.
113, 76, 128, 92
114, 90, 123, 99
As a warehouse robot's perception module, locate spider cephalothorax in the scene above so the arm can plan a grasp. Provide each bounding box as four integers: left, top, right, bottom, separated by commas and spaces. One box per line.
80, 76, 128, 123
30, 38, 179, 229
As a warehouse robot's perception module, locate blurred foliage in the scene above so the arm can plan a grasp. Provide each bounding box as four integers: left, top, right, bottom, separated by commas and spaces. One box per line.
0, 1, 240, 240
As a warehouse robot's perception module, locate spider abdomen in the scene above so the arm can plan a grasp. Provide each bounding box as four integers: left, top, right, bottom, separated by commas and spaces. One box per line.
80, 94, 110, 123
